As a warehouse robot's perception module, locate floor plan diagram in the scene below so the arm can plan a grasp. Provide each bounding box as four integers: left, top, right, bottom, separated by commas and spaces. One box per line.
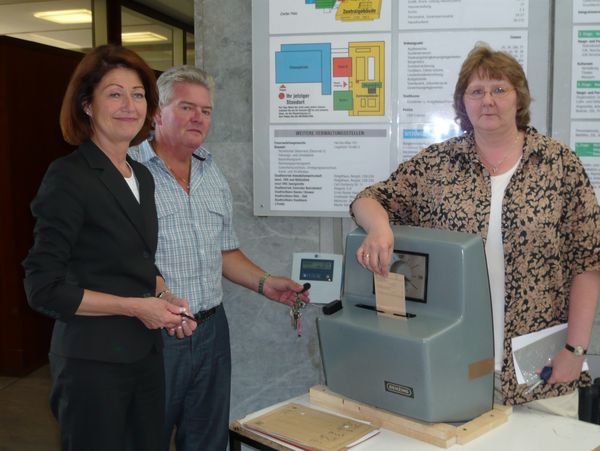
275, 40, 385, 117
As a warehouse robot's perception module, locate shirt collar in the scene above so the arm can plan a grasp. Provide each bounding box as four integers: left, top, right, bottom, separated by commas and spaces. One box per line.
130, 139, 156, 163
447, 132, 477, 168
131, 138, 213, 164
522, 126, 543, 159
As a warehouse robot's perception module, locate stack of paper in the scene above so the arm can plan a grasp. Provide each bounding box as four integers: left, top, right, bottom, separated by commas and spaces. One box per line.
243, 403, 380, 451
512, 323, 589, 385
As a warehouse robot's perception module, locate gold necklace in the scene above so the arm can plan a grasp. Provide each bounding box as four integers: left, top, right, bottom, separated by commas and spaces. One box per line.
476, 133, 521, 175
150, 140, 191, 190
163, 161, 190, 190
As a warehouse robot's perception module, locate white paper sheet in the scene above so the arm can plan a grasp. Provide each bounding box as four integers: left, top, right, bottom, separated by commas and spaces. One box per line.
512, 323, 589, 385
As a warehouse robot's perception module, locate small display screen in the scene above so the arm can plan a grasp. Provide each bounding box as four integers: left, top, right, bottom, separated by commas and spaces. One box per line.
300, 258, 334, 281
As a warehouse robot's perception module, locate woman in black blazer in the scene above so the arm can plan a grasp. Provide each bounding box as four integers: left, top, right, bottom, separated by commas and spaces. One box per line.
23, 45, 195, 451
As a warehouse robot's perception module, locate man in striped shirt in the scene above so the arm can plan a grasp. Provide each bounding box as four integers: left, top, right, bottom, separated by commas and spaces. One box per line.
130, 65, 308, 451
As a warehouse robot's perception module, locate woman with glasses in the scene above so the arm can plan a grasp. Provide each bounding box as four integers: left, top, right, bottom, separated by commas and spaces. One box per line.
351, 44, 599, 417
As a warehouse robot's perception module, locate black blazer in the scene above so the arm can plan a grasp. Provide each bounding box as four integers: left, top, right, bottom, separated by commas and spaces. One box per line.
23, 140, 162, 363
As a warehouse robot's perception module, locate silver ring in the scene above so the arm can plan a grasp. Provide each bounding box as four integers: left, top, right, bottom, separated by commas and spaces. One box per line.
364, 253, 370, 259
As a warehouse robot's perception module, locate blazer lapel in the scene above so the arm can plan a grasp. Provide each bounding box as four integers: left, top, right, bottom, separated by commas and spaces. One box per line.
78, 141, 153, 251
132, 157, 158, 252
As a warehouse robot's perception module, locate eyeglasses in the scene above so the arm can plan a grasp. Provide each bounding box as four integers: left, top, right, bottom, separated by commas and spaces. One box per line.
464, 86, 515, 100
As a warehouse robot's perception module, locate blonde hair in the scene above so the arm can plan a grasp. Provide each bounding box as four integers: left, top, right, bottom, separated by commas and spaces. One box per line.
157, 65, 215, 107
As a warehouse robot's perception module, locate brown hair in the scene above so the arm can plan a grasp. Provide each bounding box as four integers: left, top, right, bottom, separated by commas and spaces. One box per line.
453, 44, 531, 132
60, 45, 158, 145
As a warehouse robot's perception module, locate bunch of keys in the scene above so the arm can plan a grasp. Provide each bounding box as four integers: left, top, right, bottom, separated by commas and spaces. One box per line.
290, 283, 310, 337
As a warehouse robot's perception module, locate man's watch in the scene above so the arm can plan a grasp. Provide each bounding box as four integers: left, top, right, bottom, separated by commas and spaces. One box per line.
565, 343, 587, 356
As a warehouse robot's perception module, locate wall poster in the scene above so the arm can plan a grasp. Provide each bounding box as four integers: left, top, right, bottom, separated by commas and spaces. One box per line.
253, 0, 551, 216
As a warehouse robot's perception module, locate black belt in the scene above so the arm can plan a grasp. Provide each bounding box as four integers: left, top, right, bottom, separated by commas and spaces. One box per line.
193, 306, 217, 324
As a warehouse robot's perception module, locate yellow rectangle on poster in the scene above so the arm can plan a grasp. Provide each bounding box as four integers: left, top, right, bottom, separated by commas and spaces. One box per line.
336, 0, 382, 21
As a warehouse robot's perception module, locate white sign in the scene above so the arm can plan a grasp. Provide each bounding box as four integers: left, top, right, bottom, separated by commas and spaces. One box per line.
573, 0, 600, 23
270, 126, 391, 212
397, 30, 528, 162
571, 122, 600, 199
571, 26, 600, 120
399, 0, 528, 29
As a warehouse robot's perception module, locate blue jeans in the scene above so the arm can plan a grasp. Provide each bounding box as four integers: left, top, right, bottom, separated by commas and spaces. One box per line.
162, 304, 231, 451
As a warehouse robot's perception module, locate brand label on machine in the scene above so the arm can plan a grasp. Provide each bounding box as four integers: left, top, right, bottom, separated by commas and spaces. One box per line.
384, 380, 414, 398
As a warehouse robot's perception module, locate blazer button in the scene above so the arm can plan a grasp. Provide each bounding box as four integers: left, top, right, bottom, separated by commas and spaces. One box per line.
143, 251, 150, 259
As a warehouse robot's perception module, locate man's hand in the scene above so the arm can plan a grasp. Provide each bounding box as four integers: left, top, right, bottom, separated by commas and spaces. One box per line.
262, 276, 310, 307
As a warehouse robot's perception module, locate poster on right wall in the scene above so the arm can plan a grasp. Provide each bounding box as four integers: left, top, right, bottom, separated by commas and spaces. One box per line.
570, 1, 600, 200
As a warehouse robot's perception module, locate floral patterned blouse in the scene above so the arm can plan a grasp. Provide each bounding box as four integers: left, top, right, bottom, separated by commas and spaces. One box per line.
353, 126, 600, 405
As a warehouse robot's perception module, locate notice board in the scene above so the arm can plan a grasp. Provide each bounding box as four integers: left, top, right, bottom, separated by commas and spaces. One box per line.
552, 0, 600, 202
552, 0, 600, 354
252, 0, 551, 217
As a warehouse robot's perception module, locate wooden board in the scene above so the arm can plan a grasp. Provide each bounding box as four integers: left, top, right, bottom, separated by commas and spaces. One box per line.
309, 385, 512, 448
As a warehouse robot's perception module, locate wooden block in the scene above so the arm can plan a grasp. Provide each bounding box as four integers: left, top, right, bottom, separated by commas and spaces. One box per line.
491, 403, 513, 415
455, 408, 510, 444
309, 385, 512, 449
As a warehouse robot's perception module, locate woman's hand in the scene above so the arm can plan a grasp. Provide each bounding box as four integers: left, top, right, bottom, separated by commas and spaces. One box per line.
160, 292, 198, 338
356, 224, 394, 276
351, 197, 394, 275
133, 297, 189, 331
546, 348, 586, 384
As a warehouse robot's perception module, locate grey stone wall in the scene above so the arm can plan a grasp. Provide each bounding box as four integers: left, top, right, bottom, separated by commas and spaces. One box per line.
193, 0, 324, 422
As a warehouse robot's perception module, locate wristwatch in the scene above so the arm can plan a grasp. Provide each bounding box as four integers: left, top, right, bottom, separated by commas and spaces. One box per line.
565, 343, 587, 356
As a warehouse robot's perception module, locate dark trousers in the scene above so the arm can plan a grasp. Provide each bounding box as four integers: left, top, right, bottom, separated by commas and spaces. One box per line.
162, 304, 231, 451
49, 348, 165, 451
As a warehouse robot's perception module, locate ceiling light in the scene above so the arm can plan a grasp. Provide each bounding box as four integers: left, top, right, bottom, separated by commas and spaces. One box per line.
33, 9, 92, 24
122, 32, 168, 43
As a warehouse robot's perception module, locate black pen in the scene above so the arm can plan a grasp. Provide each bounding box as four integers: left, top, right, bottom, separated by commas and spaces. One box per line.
180, 311, 197, 322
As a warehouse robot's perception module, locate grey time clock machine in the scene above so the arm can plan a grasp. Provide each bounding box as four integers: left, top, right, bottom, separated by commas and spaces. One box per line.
317, 226, 494, 423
